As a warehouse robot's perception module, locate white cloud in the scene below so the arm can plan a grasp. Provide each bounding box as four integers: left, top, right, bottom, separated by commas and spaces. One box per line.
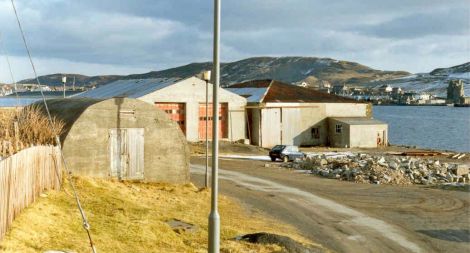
0, 55, 150, 82
0, 0, 468, 82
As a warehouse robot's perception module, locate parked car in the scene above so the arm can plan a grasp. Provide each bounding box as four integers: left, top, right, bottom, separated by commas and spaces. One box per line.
269, 145, 305, 162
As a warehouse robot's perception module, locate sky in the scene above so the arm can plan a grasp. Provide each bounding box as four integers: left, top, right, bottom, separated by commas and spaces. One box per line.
0, 0, 469, 83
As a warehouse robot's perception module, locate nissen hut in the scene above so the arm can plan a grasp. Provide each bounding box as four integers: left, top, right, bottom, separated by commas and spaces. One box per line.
32, 98, 189, 183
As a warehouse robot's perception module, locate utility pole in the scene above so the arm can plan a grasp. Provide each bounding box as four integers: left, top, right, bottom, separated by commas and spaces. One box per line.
208, 0, 221, 252
203, 70, 211, 188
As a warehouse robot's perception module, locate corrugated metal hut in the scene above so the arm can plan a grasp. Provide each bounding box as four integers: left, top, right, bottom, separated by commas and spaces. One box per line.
32, 97, 189, 183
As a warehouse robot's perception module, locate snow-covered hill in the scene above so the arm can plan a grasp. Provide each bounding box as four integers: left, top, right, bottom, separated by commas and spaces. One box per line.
365, 62, 470, 96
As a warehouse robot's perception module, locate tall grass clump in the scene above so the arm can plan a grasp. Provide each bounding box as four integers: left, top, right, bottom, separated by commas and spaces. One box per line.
0, 105, 64, 156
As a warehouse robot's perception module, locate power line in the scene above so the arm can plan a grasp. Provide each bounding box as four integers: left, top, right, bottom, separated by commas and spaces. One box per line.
9, 1, 97, 252
0, 32, 21, 108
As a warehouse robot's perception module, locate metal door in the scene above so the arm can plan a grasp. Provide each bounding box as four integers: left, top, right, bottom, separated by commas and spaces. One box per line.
198, 103, 228, 140
109, 128, 144, 180
155, 102, 186, 135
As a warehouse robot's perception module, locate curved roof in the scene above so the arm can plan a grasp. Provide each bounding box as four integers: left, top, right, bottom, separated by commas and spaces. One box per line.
32, 98, 104, 139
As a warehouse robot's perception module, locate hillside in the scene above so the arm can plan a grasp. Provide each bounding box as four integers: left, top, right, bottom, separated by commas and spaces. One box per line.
363, 62, 470, 95
18, 56, 409, 87
0, 177, 322, 252
18, 73, 121, 87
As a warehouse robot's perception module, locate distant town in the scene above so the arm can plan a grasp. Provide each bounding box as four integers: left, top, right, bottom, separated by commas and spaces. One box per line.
1, 76, 468, 107
295, 79, 470, 107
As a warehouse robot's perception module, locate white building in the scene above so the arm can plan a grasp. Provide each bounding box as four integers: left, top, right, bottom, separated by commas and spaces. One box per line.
79, 77, 247, 142
228, 80, 386, 148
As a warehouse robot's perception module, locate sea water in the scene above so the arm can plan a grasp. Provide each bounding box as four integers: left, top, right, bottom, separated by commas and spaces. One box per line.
373, 106, 470, 152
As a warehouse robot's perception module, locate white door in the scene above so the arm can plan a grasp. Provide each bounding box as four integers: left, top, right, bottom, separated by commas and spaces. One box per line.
261, 108, 282, 147
109, 128, 144, 180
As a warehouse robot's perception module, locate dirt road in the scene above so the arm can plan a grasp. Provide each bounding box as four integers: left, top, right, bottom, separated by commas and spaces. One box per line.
191, 157, 470, 253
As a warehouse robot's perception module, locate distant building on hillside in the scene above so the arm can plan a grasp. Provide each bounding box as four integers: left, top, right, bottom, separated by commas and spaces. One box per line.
378, 84, 393, 93
332, 85, 350, 96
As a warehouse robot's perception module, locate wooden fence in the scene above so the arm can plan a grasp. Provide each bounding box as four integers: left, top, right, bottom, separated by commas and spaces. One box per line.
0, 145, 62, 240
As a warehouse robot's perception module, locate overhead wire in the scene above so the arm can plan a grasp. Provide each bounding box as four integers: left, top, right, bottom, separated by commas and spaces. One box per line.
9, 1, 97, 252
0, 32, 21, 109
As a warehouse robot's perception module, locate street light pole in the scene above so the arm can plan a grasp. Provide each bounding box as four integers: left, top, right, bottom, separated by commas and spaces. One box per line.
62, 75, 66, 98
208, 0, 221, 251
203, 70, 211, 188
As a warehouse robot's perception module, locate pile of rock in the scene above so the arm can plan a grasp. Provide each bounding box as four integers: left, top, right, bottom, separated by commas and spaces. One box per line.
290, 153, 470, 185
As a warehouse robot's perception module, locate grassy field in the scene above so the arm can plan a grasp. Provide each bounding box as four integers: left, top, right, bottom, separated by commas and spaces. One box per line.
0, 177, 321, 252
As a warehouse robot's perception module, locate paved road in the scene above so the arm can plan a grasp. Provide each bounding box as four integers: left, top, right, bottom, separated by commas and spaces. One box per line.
191, 158, 470, 253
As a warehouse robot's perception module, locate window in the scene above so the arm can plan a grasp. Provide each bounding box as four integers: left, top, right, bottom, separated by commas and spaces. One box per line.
272, 145, 285, 151
335, 124, 343, 134
311, 127, 320, 139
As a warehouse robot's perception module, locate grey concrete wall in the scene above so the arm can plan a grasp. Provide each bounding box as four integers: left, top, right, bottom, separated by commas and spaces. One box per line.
349, 124, 388, 148
324, 103, 368, 117
280, 106, 327, 147
247, 102, 368, 148
328, 118, 351, 148
62, 98, 190, 183
139, 77, 247, 142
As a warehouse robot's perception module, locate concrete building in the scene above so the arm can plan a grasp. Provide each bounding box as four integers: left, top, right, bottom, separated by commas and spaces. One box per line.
34, 98, 189, 183
228, 80, 380, 148
328, 117, 388, 148
79, 77, 247, 142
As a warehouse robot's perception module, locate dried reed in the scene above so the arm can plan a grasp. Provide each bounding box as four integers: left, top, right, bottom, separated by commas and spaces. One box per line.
0, 105, 64, 156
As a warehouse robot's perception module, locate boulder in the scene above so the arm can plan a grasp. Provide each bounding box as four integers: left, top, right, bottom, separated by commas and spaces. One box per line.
319, 159, 328, 166
452, 164, 469, 176
389, 161, 399, 170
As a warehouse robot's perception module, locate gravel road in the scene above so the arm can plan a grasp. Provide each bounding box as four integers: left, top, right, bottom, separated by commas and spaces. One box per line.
191, 157, 470, 253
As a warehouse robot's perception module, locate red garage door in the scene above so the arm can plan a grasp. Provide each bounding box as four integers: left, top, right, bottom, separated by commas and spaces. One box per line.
198, 103, 228, 140
155, 103, 186, 135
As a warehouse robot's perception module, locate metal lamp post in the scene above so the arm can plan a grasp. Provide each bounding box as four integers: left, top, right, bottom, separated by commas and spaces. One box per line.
62, 75, 66, 98
202, 70, 211, 188
208, 0, 221, 252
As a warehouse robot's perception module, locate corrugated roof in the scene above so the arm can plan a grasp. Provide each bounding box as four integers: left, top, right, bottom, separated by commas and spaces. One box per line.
77, 78, 180, 99
225, 87, 269, 102
331, 117, 387, 125
228, 79, 360, 103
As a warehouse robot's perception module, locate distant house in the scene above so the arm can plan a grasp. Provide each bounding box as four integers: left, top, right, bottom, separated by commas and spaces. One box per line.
228, 79, 387, 148
78, 76, 247, 142
332, 85, 350, 96
378, 85, 393, 93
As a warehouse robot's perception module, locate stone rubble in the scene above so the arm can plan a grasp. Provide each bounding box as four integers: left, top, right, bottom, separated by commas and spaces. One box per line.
283, 153, 470, 185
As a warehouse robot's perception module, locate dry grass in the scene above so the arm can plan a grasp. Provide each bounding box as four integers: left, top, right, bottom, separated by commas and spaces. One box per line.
0, 177, 321, 253
0, 105, 64, 155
